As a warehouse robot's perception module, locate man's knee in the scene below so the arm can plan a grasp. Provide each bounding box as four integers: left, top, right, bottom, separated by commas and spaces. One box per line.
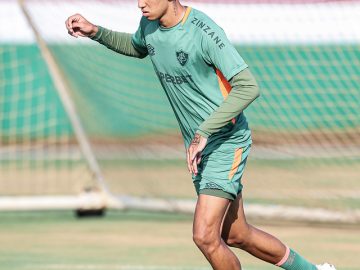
193, 226, 221, 253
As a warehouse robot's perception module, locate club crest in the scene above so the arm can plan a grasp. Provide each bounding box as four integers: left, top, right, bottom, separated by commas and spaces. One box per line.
176, 50, 189, 66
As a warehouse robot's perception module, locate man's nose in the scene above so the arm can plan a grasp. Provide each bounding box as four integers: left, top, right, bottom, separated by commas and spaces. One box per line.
138, 0, 146, 9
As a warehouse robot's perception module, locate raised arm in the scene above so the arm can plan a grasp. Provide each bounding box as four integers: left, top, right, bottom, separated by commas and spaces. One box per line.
65, 14, 146, 58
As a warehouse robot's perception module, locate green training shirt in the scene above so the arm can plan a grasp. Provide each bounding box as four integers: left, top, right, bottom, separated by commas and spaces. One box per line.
132, 7, 252, 148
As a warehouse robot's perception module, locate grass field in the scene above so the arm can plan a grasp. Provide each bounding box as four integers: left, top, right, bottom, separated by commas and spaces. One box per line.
0, 210, 359, 270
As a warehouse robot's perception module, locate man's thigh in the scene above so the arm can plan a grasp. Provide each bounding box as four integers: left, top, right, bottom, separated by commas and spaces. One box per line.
193, 194, 231, 237
221, 193, 248, 240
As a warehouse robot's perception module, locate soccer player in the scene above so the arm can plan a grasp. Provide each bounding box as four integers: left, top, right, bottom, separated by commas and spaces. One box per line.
65, 1, 336, 270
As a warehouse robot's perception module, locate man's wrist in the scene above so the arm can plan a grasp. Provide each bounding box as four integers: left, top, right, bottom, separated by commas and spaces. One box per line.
196, 130, 210, 139
90, 25, 102, 40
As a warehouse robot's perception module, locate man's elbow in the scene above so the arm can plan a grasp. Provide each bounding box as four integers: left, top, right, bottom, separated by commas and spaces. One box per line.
251, 83, 260, 101
131, 43, 147, 59
137, 53, 147, 59
255, 84, 260, 99
243, 69, 260, 100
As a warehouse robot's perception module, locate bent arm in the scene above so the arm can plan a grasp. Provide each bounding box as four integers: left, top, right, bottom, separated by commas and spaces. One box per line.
196, 68, 260, 138
91, 26, 146, 58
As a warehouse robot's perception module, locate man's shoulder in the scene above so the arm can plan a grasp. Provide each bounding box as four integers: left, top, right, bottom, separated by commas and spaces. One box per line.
187, 8, 226, 41
139, 16, 158, 33
187, 8, 228, 50
188, 8, 223, 32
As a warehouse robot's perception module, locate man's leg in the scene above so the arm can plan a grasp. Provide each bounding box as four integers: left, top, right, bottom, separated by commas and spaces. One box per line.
221, 193, 317, 270
193, 194, 241, 270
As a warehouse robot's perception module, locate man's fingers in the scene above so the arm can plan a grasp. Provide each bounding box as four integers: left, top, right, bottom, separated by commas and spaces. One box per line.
186, 150, 191, 173
190, 148, 198, 162
72, 21, 82, 29
67, 16, 76, 30
188, 146, 203, 175
71, 22, 83, 37
189, 147, 197, 174
190, 149, 200, 175
196, 155, 202, 165
65, 14, 84, 34
66, 19, 76, 35
192, 155, 198, 175
67, 28, 78, 38
65, 20, 72, 33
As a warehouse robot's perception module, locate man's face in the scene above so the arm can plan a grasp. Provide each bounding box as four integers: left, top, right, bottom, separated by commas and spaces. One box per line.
138, 0, 169, 20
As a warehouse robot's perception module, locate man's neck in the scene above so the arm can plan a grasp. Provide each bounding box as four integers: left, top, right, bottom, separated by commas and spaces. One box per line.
159, 2, 186, 28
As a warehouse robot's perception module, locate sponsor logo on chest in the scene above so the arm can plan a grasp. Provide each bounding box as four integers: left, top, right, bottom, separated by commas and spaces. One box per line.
156, 71, 194, 85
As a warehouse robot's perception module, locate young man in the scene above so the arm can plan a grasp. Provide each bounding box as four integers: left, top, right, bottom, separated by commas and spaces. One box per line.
65, 1, 335, 269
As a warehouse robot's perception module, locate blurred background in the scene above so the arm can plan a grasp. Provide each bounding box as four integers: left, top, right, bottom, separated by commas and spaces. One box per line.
0, 0, 359, 269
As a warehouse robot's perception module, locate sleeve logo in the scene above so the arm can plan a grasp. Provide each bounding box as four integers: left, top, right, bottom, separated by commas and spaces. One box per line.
147, 44, 155, 56
176, 50, 189, 66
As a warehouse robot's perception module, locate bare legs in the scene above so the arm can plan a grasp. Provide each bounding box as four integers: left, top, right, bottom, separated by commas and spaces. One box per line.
221, 193, 286, 264
193, 195, 241, 270
193, 193, 287, 270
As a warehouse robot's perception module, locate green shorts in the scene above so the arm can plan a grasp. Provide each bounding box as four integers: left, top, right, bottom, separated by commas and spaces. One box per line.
193, 144, 251, 201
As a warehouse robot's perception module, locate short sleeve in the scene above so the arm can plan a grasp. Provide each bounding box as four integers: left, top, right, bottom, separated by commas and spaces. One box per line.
200, 21, 248, 81
131, 17, 148, 56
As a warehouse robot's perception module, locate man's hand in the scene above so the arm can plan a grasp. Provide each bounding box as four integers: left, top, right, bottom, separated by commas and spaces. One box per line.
65, 14, 98, 38
187, 133, 207, 176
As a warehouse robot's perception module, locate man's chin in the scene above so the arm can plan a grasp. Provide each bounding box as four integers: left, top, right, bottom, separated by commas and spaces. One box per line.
142, 13, 158, 20
145, 16, 156, 21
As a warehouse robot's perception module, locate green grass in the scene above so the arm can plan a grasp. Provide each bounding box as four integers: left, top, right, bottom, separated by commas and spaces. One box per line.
0, 210, 359, 270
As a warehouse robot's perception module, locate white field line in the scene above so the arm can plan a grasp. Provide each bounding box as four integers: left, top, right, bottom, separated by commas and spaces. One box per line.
1, 194, 360, 225
30, 264, 213, 270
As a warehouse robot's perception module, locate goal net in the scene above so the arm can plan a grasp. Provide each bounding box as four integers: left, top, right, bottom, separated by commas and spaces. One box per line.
1, 0, 359, 222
